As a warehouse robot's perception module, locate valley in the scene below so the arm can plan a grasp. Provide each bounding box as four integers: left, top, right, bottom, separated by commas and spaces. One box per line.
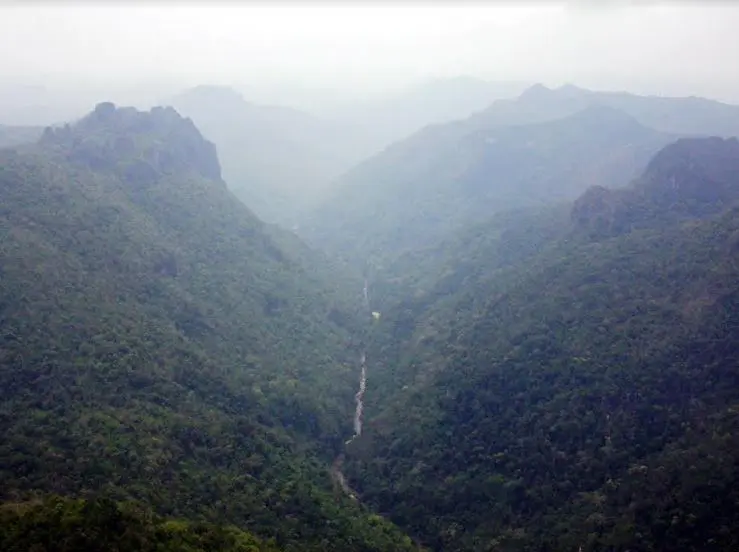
3, 65, 739, 552
302, 87, 739, 551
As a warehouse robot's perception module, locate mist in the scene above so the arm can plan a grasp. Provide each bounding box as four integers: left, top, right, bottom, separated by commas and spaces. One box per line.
1, 1, 738, 124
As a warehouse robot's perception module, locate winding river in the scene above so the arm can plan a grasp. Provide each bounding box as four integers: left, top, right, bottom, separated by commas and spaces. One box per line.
332, 278, 372, 498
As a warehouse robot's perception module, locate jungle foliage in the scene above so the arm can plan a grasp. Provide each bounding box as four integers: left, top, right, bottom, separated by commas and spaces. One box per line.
0, 103, 414, 551
343, 137, 739, 551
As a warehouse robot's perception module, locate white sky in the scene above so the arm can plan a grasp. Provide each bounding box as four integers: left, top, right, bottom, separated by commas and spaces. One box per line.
1, 2, 738, 101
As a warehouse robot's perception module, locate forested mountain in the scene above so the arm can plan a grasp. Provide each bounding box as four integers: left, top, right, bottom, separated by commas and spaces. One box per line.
302, 104, 675, 268
573, 136, 739, 238
340, 137, 739, 551
5, 88, 739, 552
166, 86, 375, 226
0, 496, 281, 552
0, 102, 416, 551
302, 85, 739, 269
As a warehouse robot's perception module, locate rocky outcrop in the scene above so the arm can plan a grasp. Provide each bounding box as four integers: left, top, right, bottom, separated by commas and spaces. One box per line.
40, 103, 224, 185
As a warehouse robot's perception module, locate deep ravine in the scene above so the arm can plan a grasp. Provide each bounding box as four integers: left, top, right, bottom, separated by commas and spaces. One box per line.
347, 351, 367, 445
331, 278, 371, 500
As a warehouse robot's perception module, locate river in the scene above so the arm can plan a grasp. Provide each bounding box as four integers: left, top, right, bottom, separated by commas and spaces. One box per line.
332, 278, 372, 498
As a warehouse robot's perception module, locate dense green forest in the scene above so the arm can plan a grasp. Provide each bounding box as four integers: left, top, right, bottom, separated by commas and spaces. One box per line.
0, 496, 281, 552
0, 103, 415, 551
341, 137, 739, 550
5, 90, 739, 552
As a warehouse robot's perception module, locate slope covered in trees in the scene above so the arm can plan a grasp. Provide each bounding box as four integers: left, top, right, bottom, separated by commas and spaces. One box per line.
0, 496, 281, 552
340, 137, 739, 551
0, 103, 415, 551
302, 104, 674, 267
6, 88, 739, 552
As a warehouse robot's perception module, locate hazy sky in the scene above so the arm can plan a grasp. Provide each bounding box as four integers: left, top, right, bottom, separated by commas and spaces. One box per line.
1, 2, 738, 107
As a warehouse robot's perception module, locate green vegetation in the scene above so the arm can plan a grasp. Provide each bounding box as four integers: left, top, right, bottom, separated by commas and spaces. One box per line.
5, 91, 739, 552
0, 496, 280, 551
0, 103, 416, 551
341, 137, 739, 550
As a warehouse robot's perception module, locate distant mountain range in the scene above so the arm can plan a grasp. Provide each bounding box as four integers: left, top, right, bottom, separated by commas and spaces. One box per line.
318, 77, 530, 152
301, 103, 674, 267
488, 83, 739, 137
165, 80, 527, 227
301, 83, 739, 268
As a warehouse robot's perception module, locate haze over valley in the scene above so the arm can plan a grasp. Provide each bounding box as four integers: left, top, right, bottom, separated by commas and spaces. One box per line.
2, 3, 739, 551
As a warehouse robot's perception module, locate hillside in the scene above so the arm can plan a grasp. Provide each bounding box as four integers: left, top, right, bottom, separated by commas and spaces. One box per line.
166, 86, 375, 226
573, 136, 739, 237
0, 496, 281, 552
0, 103, 415, 551
340, 137, 739, 551
302, 104, 674, 268
302, 85, 739, 269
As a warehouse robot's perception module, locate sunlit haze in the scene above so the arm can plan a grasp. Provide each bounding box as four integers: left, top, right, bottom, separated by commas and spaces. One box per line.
1, 1, 738, 111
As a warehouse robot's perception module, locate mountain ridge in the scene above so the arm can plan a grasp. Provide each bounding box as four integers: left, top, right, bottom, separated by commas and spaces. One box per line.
475, 82, 739, 136
338, 136, 739, 551
573, 136, 739, 237
38, 101, 224, 185
302, 102, 675, 268
0, 103, 417, 551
